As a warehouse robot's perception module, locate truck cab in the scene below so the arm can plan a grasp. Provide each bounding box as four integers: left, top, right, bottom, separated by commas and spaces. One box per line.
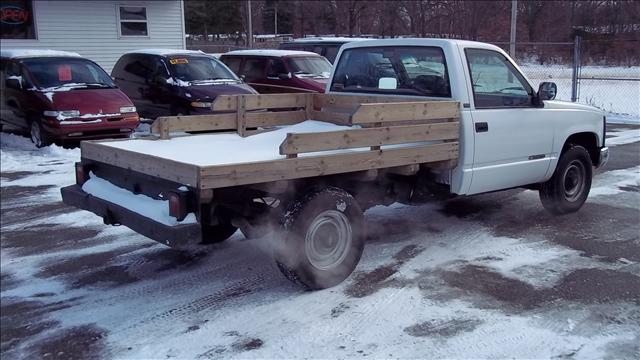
327, 38, 608, 206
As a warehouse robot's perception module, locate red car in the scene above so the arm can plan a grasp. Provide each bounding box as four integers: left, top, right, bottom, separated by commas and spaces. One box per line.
0, 49, 139, 147
219, 50, 332, 93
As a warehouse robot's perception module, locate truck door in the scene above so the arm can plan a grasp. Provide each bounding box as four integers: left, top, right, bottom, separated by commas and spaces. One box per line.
464, 48, 554, 194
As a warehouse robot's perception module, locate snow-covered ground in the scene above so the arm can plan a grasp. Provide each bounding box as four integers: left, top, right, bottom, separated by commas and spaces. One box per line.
521, 65, 640, 121
1, 126, 639, 359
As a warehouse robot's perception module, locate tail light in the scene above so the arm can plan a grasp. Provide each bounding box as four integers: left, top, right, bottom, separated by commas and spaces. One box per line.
75, 162, 89, 186
168, 190, 188, 221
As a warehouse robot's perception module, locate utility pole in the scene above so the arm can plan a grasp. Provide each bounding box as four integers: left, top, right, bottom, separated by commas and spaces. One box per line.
509, 0, 517, 57
247, 0, 253, 48
274, 2, 278, 35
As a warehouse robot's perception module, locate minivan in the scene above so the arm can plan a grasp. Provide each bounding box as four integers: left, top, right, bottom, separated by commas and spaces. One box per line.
279, 37, 371, 63
0, 49, 139, 147
220, 50, 332, 93
111, 49, 257, 118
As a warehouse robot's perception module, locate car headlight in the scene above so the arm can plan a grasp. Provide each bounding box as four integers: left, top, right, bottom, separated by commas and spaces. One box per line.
120, 106, 136, 113
190, 101, 212, 108
43, 110, 80, 118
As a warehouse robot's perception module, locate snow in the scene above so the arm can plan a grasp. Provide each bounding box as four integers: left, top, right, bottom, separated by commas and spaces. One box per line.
224, 49, 320, 57
81, 173, 197, 226
165, 77, 191, 87
100, 120, 362, 167
127, 48, 206, 56
0, 48, 82, 59
57, 112, 121, 122
606, 127, 640, 146
589, 166, 640, 197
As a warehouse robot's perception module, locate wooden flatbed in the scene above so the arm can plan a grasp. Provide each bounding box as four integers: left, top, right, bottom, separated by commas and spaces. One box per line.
80, 93, 460, 190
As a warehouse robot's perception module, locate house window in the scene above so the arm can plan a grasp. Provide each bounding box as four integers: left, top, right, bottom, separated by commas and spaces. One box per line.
1, 0, 36, 39
118, 6, 148, 36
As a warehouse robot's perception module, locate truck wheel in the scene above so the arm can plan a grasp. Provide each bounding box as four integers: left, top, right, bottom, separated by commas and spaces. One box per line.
539, 145, 593, 215
201, 223, 238, 244
275, 187, 365, 290
30, 120, 51, 148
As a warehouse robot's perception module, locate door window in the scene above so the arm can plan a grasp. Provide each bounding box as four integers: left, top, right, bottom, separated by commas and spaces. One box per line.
242, 58, 267, 82
266, 59, 287, 78
465, 48, 533, 108
121, 55, 153, 82
221, 57, 241, 75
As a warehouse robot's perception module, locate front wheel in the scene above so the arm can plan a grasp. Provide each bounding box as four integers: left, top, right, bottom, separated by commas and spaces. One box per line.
539, 145, 593, 214
275, 187, 365, 290
30, 120, 51, 148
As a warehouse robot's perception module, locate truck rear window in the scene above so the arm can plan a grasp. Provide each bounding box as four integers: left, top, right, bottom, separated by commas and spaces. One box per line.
330, 46, 451, 98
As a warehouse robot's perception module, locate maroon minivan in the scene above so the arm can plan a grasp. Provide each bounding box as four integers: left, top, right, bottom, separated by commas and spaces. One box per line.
0, 49, 139, 147
219, 50, 332, 93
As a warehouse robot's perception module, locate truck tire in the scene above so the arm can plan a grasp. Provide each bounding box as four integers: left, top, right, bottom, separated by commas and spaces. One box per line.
275, 187, 365, 290
539, 145, 592, 215
201, 223, 238, 244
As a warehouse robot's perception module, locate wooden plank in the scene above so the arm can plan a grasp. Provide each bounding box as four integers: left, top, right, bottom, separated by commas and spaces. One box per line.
212, 94, 310, 111
199, 142, 458, 189
309, 110, 352, 125
237, 95, 247, 137
81, 141, 200, 186
351, 101, 460, 124
279, 122, 459, 155
314, 93, 418, 110
245, 110, 306, 128
151, 114, 237, 137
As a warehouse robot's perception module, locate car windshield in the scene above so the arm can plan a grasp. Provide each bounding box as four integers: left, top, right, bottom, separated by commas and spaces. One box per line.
168, 56, 239, 83
286, 57, 331, 78
21, 57, 114, 90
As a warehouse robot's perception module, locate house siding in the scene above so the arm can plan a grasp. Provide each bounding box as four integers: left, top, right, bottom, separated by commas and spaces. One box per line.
2, 0, 185, 72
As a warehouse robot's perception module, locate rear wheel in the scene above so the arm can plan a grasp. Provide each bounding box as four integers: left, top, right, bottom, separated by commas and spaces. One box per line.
30, 120, 51, 148
275, 187, 365, 290
539, 145, 593, 214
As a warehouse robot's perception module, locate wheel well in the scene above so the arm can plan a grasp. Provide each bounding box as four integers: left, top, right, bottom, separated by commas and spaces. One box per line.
563, 132, 598, 165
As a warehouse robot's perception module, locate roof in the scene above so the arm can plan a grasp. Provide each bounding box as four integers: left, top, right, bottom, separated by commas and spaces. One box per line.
0, 49, 83, 59
286, 37, 373, 43
125, 49, 207, 56
222, 49, 321, 58
340, 38, 503, 52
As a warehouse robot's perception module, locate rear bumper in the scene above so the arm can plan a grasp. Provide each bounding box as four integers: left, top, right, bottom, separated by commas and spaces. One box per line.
61, 184, 202, 247
596, 146, 609, 168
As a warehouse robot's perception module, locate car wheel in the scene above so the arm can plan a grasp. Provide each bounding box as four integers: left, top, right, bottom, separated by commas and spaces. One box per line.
275, 187, 365, 290
539, 145, 593, 214
30, 120, 51, 148
201, 223, 238, 244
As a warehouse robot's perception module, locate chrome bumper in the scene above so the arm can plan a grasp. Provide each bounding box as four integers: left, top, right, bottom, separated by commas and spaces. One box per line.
597, 147, 609, 168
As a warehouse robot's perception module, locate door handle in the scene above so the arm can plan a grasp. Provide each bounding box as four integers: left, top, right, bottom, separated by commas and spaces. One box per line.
475, 122, 489, 133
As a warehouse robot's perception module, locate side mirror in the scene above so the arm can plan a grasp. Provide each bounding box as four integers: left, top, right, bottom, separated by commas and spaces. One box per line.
538, 82, 557, 101
278, 72, 292, 80
5, 78, 22, 89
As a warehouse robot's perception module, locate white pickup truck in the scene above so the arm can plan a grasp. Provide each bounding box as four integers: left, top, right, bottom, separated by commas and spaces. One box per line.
61, 39, 608, 290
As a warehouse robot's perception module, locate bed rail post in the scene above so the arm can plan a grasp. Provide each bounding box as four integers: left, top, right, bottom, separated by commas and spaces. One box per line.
237, 95, 247, 137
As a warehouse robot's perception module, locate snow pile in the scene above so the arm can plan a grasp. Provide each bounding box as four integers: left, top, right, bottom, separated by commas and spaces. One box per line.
82, 173, 197, 226
0, 48, 82, 59
606, 127, 640, 146
101, 120, 361, 166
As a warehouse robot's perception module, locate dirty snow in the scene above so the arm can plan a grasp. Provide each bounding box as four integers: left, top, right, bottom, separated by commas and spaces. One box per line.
1, 124, 639, 359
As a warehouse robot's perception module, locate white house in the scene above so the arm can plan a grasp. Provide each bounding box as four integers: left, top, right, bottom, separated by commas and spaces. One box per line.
1, 0, 185, 72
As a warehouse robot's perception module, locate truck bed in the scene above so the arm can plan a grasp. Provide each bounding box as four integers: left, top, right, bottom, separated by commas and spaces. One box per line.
80, 93, 460, 190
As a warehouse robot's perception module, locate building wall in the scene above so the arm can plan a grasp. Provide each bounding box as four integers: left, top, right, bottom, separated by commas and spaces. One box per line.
2, 0, 185, 72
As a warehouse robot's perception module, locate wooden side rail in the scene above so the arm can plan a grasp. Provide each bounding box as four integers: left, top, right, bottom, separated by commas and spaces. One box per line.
350, 101, 460, 125
279, 122, 460, 155
212, 94, 309, 111
151, 114, 237, 139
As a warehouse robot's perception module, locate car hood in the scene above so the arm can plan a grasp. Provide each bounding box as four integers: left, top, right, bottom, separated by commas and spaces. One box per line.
295, 77, 329, 92
180, 83, 257, 100
544, 100, 604, 114
40, 88, 134, 114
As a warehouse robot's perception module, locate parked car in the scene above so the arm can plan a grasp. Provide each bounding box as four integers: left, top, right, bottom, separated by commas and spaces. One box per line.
0, 49, 139, 147
219, 50, 332, 93
279, 37, 371, 63
111, 49, 257, 119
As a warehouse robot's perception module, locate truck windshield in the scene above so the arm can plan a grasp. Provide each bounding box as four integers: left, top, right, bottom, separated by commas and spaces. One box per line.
330, 46, 451, 97
22, 57, 115, 90
168, 56, 239, 84
287, 57, 332, 78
